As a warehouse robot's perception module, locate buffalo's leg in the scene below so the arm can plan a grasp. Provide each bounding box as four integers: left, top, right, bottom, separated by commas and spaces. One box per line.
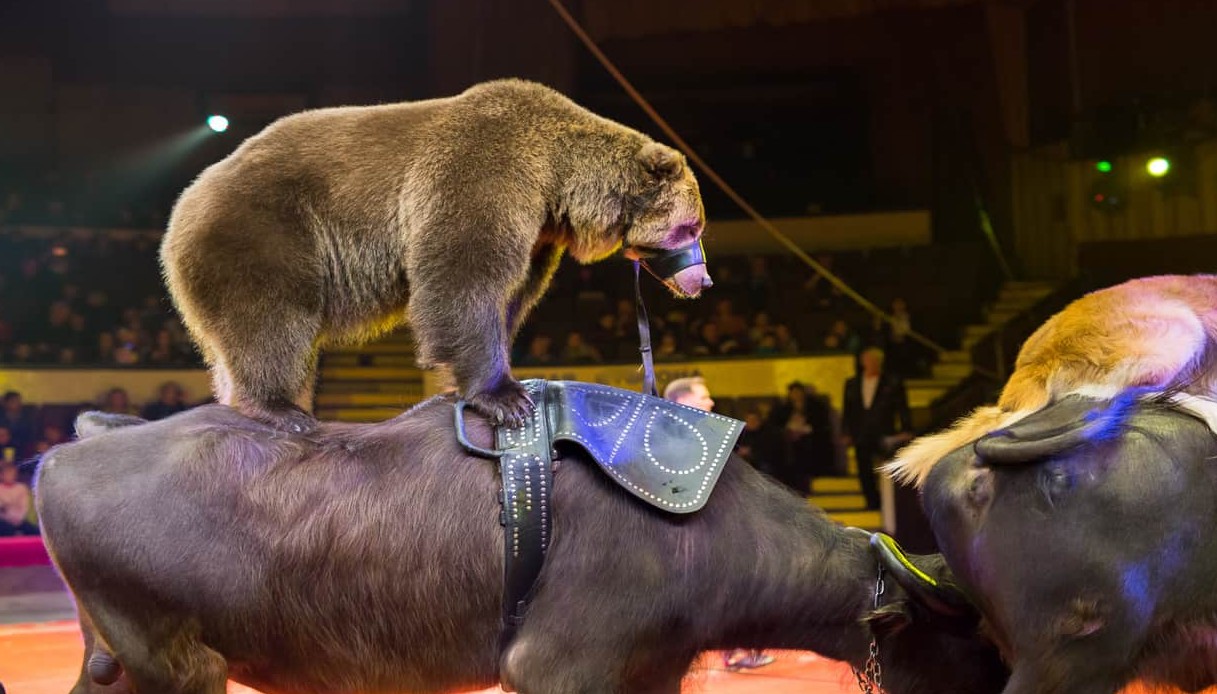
1000, 631, 1140, 694
70, 602, 128, 694
87, 608, 226, 694
1002, 663, 1130, 694
505, 635, 695, 694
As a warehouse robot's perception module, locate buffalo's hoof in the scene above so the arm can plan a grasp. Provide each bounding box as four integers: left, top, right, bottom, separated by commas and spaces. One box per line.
87, 651, 122, 685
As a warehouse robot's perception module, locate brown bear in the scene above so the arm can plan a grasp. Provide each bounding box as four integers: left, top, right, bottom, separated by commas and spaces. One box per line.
160, 78, 710, 431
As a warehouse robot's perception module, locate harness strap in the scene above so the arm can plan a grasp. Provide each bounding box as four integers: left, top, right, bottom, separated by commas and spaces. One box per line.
633, 260, 658, 397
452, 390, 554, 654
496, 383, 555, 652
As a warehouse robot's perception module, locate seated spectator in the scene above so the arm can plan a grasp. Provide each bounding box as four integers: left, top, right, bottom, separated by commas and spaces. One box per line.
142, 381, 190, 421
112, 328, 141, 365
712, 299, 748, 343
612, 298, 636, 335
145, 328, 193, 365
753, 333, 780, 355
0, 460, 36, 536
33, 423, 67, 456
748, 311, 774, 345
7, 343, 34, 364
101, 387, 138, 415
561, 332, 602, 364
772, 324, 799, 354
883, 296, 922, 377
822, 318, 861, 354
95, 331, 116, 363
591, 312, 628, 360
519, 334, 555, 366
0, 426, 15, 465
690, 322, 742, 357
654, 332, 685, 361
802, 256, 840, 309
735, 410, 782, 482
744, 256, 769, 312
0, 391, 34, 457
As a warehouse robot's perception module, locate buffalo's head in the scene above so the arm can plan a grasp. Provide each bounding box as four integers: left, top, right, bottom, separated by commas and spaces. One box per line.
920, 390, 1217, 671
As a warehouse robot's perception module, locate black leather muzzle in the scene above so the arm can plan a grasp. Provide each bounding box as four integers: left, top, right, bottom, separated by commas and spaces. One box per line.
629, 238, 707, 282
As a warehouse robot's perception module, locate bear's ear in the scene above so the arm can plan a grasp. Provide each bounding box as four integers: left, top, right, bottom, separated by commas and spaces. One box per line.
637, 142, 684, 181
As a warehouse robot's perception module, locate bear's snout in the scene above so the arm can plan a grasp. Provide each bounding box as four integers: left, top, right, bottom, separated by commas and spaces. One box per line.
668, 264, 712, 298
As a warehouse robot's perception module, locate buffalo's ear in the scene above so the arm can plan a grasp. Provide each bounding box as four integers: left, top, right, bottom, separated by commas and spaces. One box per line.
863, 601, 913, 638
637, 142, 683, 181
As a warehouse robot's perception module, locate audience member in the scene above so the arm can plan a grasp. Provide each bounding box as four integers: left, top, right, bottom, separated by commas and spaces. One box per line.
842, 347, 912, 510
33, 423, 67, 456
654, 332, 685, 361
141, 381, 190, 421
560, 332, 602, 364
0, 460, 36, 536
822, 318, 861, 354
0, 391, 34, 457
766, 381, 835, 496
0, 426, 15, 465
101, 387, 138, 416
519, 334, 555, 366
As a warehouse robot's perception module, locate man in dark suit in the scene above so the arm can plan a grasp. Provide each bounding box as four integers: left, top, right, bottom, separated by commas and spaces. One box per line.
842, 347, 913, 510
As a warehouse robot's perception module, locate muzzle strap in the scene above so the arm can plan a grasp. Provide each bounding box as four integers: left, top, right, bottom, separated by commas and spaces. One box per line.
636, 239, 706, 282
633, 260, 658, 397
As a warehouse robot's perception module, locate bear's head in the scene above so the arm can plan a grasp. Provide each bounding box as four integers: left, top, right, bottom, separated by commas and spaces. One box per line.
619, 143, 711, 299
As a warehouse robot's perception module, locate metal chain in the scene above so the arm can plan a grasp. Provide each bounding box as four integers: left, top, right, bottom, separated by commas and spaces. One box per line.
851, 566, 886, 693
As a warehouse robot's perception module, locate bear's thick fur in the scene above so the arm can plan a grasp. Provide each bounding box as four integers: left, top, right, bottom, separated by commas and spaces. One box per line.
884, 274, 1217, 487
161, 79, 709, 430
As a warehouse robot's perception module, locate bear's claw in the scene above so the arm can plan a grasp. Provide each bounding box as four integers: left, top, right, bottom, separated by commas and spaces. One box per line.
467, 380, 535, 430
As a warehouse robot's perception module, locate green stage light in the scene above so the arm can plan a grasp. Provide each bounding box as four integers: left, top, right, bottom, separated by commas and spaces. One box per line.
1096, 160, 1113, 173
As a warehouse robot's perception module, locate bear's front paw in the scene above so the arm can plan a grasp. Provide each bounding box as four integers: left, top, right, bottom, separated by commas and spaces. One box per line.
468, 379, 535, 429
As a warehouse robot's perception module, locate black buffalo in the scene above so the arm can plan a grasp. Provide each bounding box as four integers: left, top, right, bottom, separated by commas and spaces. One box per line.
35, 398, 1008, 694
922, 391, 1217, 694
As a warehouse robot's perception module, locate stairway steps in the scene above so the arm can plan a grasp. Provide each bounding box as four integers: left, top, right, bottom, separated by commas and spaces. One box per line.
827, 510, 882, 530
907, 390, 947, 408
905, 378, 963, 389
938, 350, 971, 364
810, 493, 868, 512
931, 362, 973, 380
997, 285, 1054, 300
985, 309, 1023, 323
811, 476, 862, 494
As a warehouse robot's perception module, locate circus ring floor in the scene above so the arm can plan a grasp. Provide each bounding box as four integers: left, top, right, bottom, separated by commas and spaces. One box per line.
0, 541, 1207, 694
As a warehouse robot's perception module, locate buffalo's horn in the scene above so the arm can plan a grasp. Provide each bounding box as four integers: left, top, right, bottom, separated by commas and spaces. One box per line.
973, 393, 1133, 466
870, 533, 977, 621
